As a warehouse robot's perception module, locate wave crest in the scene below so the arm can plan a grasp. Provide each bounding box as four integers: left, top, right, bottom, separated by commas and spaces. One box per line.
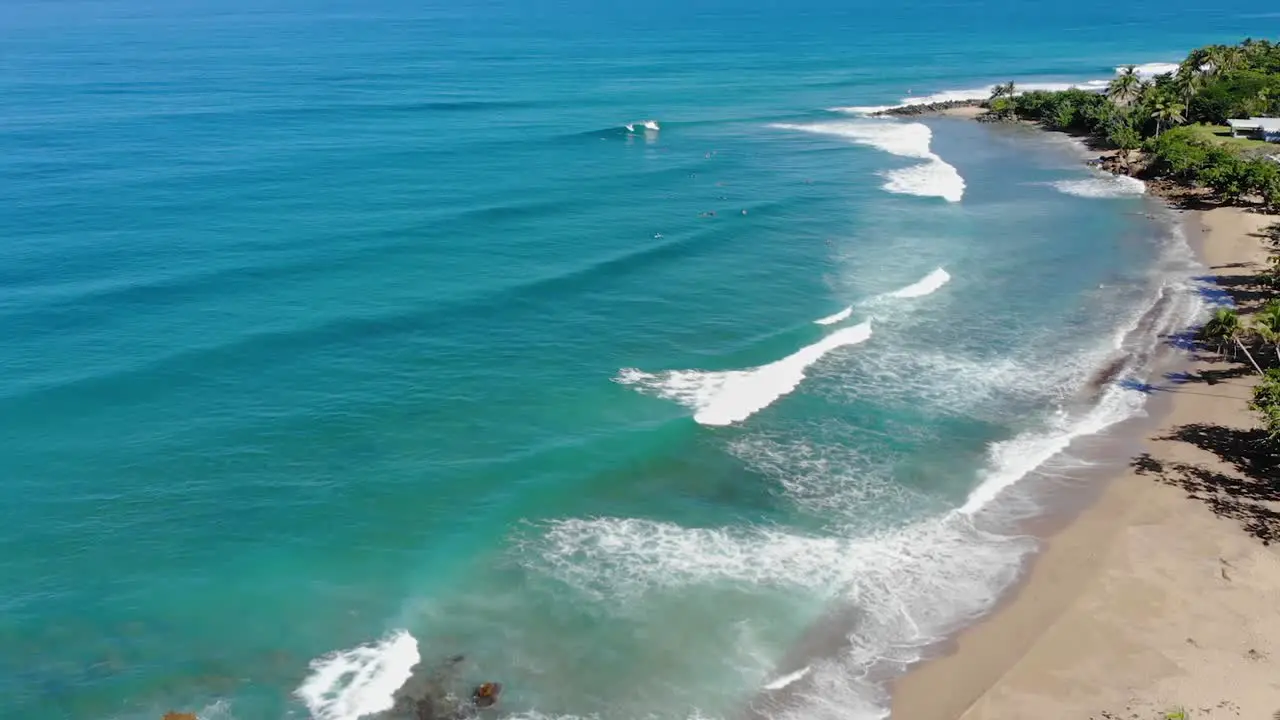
772, 122, 965, 202
1051, 174, 1146, 198
815, 268, 950, 325
616, 322, 872, 426
295, 630, 420, 720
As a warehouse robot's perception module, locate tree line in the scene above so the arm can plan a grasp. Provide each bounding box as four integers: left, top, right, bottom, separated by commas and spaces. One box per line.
987, 39, 1280, 208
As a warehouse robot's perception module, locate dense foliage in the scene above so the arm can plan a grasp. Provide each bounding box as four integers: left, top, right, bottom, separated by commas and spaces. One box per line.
1251, 369, 1280, 440
991, 38, 1280, 208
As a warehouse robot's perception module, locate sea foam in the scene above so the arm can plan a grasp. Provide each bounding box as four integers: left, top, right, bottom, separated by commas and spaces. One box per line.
616, 321, 872, 426
772, 122, 965, 202
295, 630, 421, 720
815, 268, 950, 325
1051, 174, 1146, 198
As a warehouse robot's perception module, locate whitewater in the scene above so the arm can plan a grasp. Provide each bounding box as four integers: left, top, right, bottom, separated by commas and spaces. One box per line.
772, 122, 966, 202
8, 1, 1243, 716
300, 217, 1207, 720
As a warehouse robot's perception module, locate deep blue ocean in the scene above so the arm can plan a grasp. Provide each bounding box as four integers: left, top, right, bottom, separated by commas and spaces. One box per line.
0, 1, 1265, 719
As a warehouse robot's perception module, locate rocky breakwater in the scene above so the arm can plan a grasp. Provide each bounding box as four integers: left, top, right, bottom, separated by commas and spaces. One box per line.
868, 99, 987, 118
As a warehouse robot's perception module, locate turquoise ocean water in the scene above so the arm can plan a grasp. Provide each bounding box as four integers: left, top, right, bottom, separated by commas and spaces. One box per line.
0, 2, 1267, 719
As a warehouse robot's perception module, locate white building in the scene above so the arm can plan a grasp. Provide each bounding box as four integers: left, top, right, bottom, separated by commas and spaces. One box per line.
1226, 117, 1280, 142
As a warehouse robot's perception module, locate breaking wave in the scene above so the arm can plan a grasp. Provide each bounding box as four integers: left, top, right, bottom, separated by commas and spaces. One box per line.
295, 631, 420, 720
813, 306, 853, 326
1051, 174, 1147, 198
623, 120, 660, 133
616, 321, 872, 426
772, 122, 965, 202
815, 268, 950, 325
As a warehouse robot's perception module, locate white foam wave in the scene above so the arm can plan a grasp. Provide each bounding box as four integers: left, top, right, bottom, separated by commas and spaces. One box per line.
884, 268, 951, 299
813, 306, 853, 326
624, 120, 660, 133
960, 384, 1146, 514
616, 321, 872, 426
1051, 174, 1146, 198
772, 122, 964, 202
1123, 62, 1179, 78
296, 630, 420, 720
815, 268, 950, 326
962, 220, 1207, 514
763, 665, 813, 691
533, 509, 1033, 720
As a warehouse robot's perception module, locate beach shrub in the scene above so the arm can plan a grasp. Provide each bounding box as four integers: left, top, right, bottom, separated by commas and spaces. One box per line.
1107, 122, 1142, 160
1250, 369, 1280, 440
1144, 127, 1211, 180
1242, 160, 1280, 209
1199, 153, 1250, 200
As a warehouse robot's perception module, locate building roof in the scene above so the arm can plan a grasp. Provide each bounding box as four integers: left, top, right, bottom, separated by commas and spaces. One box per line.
1227, 117, 1280, 131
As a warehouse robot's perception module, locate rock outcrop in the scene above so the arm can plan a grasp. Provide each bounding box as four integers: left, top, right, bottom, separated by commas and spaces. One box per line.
869, 99, 985, 117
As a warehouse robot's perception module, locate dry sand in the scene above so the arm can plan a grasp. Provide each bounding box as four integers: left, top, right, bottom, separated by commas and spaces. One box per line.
891, 206, 1280, 720
937, 106, 988, 119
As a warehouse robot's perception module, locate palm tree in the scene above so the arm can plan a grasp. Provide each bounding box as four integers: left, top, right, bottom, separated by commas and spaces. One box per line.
987, 81, 1017, 119
1172, 69, 1201, 118
1149, 95, 1185, 135
1249, 88, 1274, 117
1204, 45, 1244, 77
1108, 66, 1143, 107
1203, 307, 1264, 373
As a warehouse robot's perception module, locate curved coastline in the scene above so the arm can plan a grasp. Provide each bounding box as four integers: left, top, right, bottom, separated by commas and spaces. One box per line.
889, 204, 1280, 720
875, 53, 1280, 719
748, 41, 1280, 720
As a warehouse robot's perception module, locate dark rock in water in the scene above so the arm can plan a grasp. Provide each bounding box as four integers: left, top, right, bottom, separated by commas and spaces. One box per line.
472, 682, 502, 708
869, 99, 985, 118
383, 655, 484, 720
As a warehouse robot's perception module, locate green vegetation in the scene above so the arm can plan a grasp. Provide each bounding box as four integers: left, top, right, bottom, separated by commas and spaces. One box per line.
989, 38, 1280, 208
990, 37, 1280, 437
1200, 293, 1280, 437
1192, 220, 1280, 438
1182, 123, 1273, 151
1250, 369, 1280, 440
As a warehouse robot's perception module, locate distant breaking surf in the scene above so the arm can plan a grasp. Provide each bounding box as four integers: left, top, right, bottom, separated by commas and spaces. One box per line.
772, 121, 965, 202
1052, 174, 1146, 198
831, 62, 1180, 116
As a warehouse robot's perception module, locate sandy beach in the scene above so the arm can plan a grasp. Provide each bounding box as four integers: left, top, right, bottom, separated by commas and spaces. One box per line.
892, 205, 1280, 720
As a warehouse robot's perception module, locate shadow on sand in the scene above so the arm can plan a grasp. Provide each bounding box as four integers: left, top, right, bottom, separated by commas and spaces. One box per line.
1131, 421, 1280, 545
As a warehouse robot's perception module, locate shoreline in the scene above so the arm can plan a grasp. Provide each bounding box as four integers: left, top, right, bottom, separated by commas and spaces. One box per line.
888, 191, 1280, 716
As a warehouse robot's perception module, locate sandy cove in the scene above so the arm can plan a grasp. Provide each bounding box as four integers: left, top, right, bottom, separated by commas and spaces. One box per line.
892, 206, 1280, 720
